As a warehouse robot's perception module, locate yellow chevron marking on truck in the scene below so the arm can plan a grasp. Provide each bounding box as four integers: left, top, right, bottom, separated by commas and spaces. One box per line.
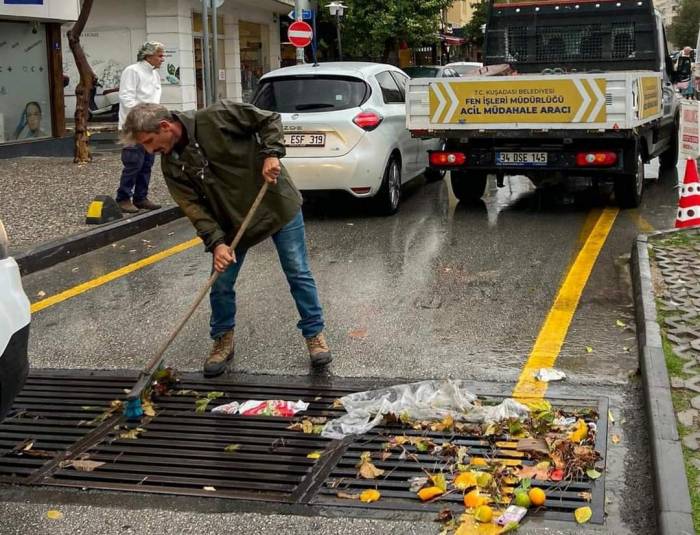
429, 78, 607, 124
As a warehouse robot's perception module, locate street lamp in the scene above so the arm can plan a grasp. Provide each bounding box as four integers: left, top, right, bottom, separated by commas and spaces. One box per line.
326, 1, 347, 61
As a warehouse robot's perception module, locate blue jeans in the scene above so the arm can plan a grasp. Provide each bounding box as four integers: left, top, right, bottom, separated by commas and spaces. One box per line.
116, 144, 155, 202
209, 210, 325, 339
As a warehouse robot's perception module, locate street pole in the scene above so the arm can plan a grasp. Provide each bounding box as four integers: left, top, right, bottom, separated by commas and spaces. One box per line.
202, 0, 212, 105
336, 12, 342, 61
211, 0, 218, 102
295, 0, 304, 64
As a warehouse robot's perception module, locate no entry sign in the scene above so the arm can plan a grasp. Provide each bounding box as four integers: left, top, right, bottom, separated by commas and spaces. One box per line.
288, 20, 313, 48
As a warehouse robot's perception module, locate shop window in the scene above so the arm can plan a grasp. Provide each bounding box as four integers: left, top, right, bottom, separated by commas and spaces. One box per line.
0, 21, 52, 143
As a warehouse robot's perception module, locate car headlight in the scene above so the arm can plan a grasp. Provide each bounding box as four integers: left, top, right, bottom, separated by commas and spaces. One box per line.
0, 219, 8, 260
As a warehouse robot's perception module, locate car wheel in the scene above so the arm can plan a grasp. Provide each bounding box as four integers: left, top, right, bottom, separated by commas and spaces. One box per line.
450, 170, 488, 202
374, 157, 402, 215
659, 117, 679, 170
615, 145, 644, 208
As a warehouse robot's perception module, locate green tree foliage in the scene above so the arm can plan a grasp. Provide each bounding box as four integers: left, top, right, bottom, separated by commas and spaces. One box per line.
668, 0, 700, 49
462, 0, 489, 48
337, 0, 454, 60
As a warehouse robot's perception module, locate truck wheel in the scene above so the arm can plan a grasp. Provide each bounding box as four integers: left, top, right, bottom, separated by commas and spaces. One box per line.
614, 149, 644, 208
374, 157, 401, 215
450, 171, 487, 202
659, 118, 679, 170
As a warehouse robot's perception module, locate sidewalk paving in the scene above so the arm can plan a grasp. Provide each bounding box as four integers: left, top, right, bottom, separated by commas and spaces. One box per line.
648, 228, 700, 532
0, 152, 172, 252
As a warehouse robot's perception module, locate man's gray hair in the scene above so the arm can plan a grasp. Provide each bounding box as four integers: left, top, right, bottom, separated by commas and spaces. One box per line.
137, 41, 165, 61
120, 103, 172, 144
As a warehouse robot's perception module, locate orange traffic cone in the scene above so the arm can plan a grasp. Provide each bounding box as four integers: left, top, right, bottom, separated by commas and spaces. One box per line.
676, 159, 700, 229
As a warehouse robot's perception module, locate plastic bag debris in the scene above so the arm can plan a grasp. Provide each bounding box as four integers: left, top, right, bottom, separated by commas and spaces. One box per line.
212, 399, 309, 417
534, 368, 566, 382
321, 380, 529, 439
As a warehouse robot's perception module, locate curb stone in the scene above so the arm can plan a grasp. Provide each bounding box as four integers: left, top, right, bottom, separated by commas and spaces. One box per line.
13, 205, 183, 276
632, 230, 695, 535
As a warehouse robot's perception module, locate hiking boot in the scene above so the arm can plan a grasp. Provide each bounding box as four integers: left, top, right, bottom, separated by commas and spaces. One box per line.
305, 331, 332, 367
118, 199, 139, 213
204, 329, 235, 377
134, 197, 161, 210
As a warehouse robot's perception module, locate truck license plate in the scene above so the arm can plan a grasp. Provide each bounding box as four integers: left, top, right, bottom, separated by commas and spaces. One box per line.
284, 133, 326, 147
496, 152, 548, 166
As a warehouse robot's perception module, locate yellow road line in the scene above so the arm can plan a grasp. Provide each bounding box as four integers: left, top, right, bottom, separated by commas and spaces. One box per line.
31, 238, 201, 314
512, 207, 619, 400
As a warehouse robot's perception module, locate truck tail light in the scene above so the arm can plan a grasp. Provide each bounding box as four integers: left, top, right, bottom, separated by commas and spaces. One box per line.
575, 151, 618, 167
353, 112, 383, 131
429, 151, 467, 167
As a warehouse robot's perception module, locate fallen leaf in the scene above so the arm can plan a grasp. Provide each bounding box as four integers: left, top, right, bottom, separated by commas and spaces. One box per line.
380, 451, 392, 461
569, 419, 589, 443
336, 491, 359, 499
409, 476, 429, 492
616, 319, 626, 328
359, 489, 381, 503
203, 486, 216, 491
574, 506, 592, 524
142, 399, 156, 417
332, 399, 344, 409
119, 427, 146, 440
307, 451, 322, 459
432, 473, 448, 493
224, 444, 240, 453
578, 491, 593, 502
611, 434, 621, 444
357, 451, 384, 479
516, 438, 549, 455
37, 290, 46, 298
585, 346, 593, 353
586, 468, 602, 480
68, 460, 105, 472
46, 510, 63, 520
348, 328, 367, 339
417, 485, 444, 501
454, 471, 478, 490
623, 346, 630, 352
302, 420, 313, 434
608, 410, 615, 424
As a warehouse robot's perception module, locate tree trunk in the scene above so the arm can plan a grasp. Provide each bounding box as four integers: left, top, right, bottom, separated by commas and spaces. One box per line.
67, 0, 96, 163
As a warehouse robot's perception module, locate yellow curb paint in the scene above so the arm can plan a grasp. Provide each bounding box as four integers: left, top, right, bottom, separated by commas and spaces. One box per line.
627, 209, 655, 233
512, 207, 619, 400
30, 237, 201, 314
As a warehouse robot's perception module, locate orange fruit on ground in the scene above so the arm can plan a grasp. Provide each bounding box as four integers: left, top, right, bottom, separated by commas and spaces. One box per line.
474, 505, 494, 523
528, 487, 546, 506
464, 489, 486, 509
454, 471, 477, 490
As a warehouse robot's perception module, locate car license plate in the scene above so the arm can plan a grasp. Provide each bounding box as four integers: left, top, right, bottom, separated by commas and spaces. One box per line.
284, 133, 326, 147
496, 151, 548, 166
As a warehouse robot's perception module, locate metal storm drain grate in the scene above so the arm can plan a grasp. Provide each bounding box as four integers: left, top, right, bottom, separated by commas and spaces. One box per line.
0, 371, 607, 524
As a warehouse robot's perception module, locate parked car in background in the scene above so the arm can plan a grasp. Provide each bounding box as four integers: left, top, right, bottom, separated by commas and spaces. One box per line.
403, 65, 461, 78
0, 219, 30, 421
253, 62, 441, 215
445, 61, 483, 76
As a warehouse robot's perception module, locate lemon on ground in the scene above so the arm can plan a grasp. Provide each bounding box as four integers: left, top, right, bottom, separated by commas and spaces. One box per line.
528, 487, 546, 507
513, 490, 531, 508
474, 505, 494, 523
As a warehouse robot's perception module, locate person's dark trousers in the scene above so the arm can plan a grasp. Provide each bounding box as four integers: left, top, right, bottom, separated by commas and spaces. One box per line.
116, 144, 155, 203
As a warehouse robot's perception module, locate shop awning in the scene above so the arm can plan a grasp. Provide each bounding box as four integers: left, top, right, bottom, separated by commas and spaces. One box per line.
440, 34, 466, 46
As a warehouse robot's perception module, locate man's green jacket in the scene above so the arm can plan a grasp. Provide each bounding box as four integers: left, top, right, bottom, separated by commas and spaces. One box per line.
161, 100, 302, 251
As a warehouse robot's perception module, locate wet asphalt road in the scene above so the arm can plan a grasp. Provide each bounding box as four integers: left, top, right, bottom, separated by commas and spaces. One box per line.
2, 160, 683, 534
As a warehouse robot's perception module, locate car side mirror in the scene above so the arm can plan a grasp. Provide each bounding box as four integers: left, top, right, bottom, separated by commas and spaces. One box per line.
665, 55, 676, 81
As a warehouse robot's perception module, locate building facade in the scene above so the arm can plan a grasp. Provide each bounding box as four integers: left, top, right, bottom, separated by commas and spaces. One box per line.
0, 0, 80, 146
61, 0, 295, 118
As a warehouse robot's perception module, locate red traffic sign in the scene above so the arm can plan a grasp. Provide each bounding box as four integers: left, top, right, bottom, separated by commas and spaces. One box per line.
288, 20, 313, 48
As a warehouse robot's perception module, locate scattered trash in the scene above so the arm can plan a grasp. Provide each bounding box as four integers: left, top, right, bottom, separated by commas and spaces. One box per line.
534, 368, 566, 382
496, 505, 527, 526
212, 399, 309, 417
203, 486, 216, 491
322, 380, 529, 439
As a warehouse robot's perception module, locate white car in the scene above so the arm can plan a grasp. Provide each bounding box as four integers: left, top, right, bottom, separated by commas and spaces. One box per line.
253, 62, 441, 215
445, 61, 483, 76
0, 219, 30, 421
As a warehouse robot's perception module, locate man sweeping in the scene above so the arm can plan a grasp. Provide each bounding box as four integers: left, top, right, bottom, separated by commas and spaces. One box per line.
119, 101, 332, 377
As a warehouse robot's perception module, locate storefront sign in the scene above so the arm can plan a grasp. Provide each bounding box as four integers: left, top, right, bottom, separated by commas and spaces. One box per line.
0, 0, 78, 21
680, 100, 700, 159
429, 78, 607, 124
